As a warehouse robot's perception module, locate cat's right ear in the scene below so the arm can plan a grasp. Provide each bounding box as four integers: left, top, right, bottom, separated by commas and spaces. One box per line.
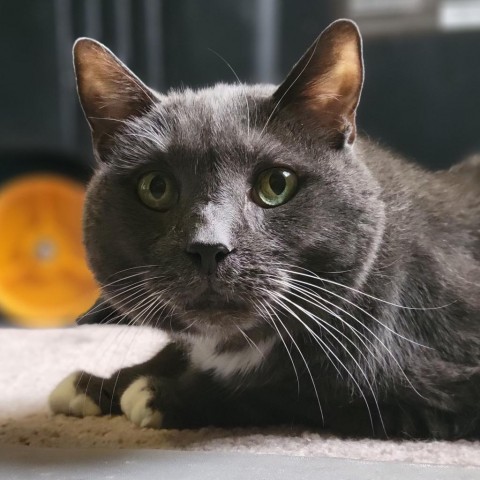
73, 38, 157, 157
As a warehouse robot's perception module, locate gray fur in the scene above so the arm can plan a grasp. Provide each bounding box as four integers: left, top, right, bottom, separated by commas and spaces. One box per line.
72, 21, 480, 438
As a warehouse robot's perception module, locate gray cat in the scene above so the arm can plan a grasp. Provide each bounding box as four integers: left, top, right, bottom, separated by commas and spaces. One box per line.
49, 19, 480, 439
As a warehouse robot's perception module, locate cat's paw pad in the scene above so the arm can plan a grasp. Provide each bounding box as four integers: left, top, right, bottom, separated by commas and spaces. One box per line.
49, 371, 101, 417
120, 377, 163, 428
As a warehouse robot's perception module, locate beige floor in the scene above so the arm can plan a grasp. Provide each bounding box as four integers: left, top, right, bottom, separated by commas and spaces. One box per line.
1, 325, 480, 466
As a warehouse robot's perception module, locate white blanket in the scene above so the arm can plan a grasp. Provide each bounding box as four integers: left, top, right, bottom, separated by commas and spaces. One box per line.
1, 325, 479, 467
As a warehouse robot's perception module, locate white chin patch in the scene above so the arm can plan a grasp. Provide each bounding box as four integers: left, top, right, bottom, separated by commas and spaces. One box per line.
49, 371, 101, 417
120, 377, 163, 429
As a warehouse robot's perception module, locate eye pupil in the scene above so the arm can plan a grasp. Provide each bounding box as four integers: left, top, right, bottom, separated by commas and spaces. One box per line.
253, 167, 298, 208
269, 172, 286, 195
149, 176, 166, 198
138, 172, 177, 211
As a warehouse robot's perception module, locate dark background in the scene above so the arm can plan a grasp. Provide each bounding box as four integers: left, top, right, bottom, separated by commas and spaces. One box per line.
1, 0, 480, 326
1, 0, 480, 173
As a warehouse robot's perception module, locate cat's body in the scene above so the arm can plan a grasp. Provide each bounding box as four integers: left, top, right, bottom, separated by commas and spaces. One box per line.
49, 20, 480, 439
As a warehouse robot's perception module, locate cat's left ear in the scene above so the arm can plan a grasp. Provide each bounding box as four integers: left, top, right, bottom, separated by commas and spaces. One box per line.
73, 38, 157, 156
273, 19, 363, 147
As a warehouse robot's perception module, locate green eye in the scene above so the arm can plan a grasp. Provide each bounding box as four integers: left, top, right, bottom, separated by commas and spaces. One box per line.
137, 172, 177, 211
253, 168, 298, 208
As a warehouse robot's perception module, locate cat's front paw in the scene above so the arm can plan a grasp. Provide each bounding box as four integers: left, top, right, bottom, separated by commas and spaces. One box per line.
49, 371, 101, 417
120, 377, 163, 428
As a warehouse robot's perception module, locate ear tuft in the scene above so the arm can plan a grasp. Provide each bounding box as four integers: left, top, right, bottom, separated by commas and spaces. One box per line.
273, 19, 364, 147
73, 38, 156, 154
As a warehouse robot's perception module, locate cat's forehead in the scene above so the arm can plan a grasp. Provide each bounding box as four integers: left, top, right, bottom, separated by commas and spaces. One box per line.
161, 83, 274, 118
113, 83, 283, 172
156, 83, 275, 147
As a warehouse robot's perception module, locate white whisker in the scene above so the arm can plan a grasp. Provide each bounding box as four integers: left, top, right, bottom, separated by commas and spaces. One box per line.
259, 289, 325, 424
259, 39, 320, 138
208, 49, 251, 139
254, 300, 301, 395
289, 276, 431, 349
269, 291, 381, 434
275, 264, 452, 311
284, 278, 426, 399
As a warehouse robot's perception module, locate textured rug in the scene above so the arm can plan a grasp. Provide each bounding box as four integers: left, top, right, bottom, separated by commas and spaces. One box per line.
1, 325, 480, 467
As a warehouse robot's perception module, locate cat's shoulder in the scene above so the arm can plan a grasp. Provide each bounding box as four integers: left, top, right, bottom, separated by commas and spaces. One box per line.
449, 153, 480, 178
356, 137, 480, 219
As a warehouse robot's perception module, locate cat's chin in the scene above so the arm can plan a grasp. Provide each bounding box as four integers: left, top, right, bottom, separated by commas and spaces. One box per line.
184, 303, 251, 323
178, 293, 255, 333
183, 285, 249, 312
184, 297, 246, 313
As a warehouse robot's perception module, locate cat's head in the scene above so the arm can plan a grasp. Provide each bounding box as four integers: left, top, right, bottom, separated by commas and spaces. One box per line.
75, 19, 385, 338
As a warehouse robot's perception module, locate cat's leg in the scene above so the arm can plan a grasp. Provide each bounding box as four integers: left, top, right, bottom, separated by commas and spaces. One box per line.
116, 370, 297, 429
398, 361, 480, 439
49, 342, 188, 426
50, 343, 306, 429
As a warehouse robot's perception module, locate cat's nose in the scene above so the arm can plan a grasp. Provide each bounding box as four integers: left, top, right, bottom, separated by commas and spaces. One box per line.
185, 242, 231, 275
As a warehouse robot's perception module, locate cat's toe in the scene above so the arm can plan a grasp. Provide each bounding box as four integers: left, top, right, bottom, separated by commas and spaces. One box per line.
49, 371, 101, 417
120, 377, 163, 428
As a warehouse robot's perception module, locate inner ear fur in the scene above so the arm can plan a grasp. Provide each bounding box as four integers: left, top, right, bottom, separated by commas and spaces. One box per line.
273, 19, 364, 147
73, 38, 157, 153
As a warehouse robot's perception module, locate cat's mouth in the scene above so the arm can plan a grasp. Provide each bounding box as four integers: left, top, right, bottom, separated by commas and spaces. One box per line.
180, 278, 249, 313
176, 279, 250, 324
184, 290, 248, 313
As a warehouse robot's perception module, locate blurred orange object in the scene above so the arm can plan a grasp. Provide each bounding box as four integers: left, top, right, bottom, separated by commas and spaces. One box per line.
0, 174, 99, 327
